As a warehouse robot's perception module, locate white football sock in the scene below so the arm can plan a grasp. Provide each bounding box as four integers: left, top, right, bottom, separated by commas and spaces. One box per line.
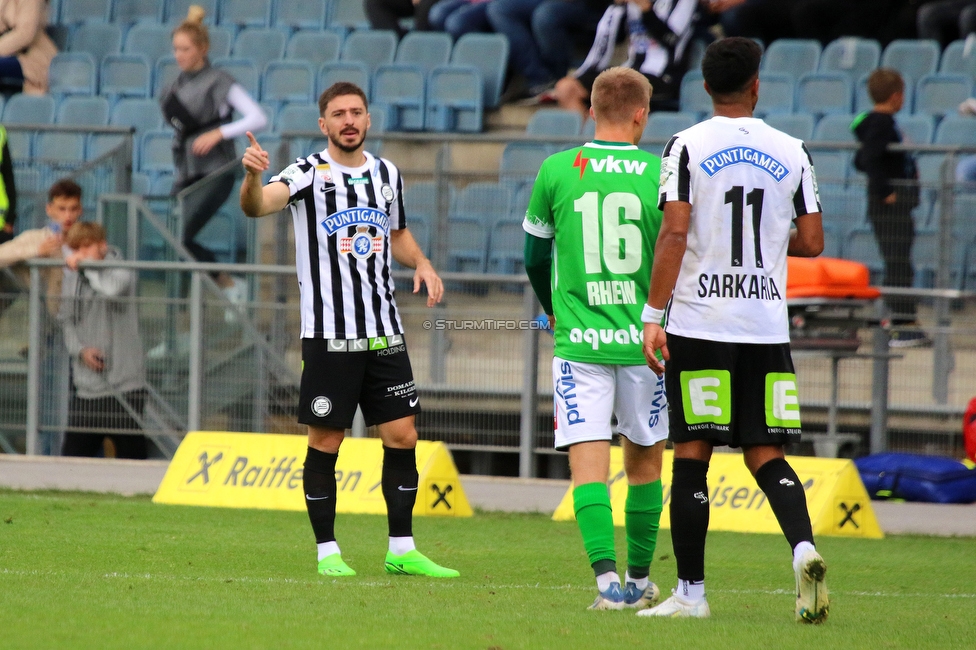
389, 536, 416, 556
596, 571, 620, 592
317, 541, 340, 561
792, 541, 816, 572
677, 579, 705, 602
625, 571, 649, 591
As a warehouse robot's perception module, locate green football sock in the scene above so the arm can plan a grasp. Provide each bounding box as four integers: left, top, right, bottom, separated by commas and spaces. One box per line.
573, 482, 616, 573
625, 480, 663, 580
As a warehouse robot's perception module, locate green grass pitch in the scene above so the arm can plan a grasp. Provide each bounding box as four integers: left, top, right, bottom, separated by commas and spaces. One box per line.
0, 490, 973, 650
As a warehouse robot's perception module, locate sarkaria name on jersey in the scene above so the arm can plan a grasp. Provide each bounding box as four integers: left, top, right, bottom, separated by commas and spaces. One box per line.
698, 273, 783, 301
322, 207, 389, 260
699, 146, 790, 182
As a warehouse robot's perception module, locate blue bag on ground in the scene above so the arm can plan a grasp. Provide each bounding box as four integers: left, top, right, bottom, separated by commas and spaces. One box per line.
854, 453, 976, 504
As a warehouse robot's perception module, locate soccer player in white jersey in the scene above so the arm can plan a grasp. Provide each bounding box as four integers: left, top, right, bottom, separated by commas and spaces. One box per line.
240, 82, 458, 579
523, 68, 669, 611
639, 38, 829, 622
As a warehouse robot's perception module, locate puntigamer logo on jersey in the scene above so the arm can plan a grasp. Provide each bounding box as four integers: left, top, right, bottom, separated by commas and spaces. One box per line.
322, 207, 389, 259
699, 147, 790, 182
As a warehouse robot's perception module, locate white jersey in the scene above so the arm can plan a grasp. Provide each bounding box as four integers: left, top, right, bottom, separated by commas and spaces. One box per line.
658, 116, 821, 343
270, 149, 406, 340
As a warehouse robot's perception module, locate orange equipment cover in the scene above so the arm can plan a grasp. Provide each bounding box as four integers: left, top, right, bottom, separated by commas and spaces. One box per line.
786, 257, 882, 299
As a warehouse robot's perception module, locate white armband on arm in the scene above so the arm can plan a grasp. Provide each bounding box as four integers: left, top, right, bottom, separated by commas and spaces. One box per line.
640, 304, 666, 324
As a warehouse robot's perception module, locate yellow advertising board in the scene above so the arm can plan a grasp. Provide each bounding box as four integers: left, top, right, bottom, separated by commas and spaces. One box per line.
153, 432, 472, 517
553, 449, 882, 539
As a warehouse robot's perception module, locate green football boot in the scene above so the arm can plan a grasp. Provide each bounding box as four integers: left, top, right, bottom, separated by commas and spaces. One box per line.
317, 553, 357, 577
384, 550, 459, 578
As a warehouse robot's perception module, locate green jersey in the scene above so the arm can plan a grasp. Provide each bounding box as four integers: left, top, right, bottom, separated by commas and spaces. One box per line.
523, 141, 663, 365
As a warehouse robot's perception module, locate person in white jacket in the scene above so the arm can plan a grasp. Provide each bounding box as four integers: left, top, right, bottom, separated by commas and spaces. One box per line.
59, 221, 149, 459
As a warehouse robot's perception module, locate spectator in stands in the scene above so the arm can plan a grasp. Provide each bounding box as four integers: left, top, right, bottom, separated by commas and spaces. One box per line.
429, 0, 494, 40
546, 0, 698, 118
488, 0, 611, 101
0, 0, 57, 95
367, 0, 440, 36
852, 68, 928, 347
0, 124, 17, 246
917, 0, 976, 47
59, 221, 149, 459
954, 97, 976, 183
159, 6, 266, 295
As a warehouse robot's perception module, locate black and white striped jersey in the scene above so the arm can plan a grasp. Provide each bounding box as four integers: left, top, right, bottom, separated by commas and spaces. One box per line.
270, 149, 406, 340
658, 117, 822, 344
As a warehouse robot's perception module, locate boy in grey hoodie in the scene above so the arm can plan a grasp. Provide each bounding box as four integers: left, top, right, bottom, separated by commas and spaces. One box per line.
59, 221, 148, 459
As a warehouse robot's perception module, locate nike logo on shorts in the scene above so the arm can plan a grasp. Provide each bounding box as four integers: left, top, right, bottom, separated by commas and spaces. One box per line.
397, 486, 418, 491
409, 397, 419, 407
306, 494, 330, 500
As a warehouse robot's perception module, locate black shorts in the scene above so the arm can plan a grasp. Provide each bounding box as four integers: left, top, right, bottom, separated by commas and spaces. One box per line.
298, 335, 420, 429
664, 333, 802, 448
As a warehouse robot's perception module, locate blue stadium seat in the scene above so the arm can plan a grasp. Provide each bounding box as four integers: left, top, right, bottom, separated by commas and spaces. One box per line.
60, 0, 110, 24
896, 114, 935, 145
499, 142, 547, 190
819, 37, 881, 82
939, 39, 976, 77
111, 97, 164, 133
328, 0, 370, 32
761, 39, 821, 79
317, 62, 370, 98
810, 151, 851, 183
395, 31, 452, 74
855, 72, 913, 114
69, 22, 122, 66
795, 72, 853, 118
48, 53, 96, 97
213, 58, 259, 97
915, 73, 973, 119
112, 0, 164, 24
813, 114, 857, 142
488, 219, 526, 275
526, 109, 582, 138
123, 24, 173, 67
425, 65, 483, 132
641, 111, 697, 143
276, 103, 320, 133
58, 96, 110, 125
35, 131, 87, 162
3, 94, 56, 123
153, 56, 180, 96
451, 33, 508, 109
218, 0, 271, 30
765, 113, 815, 141
100, 54, 151, 100
274, 0, 328, 31
844, 228, 884, 278
821, 224, 843, 258
286, 31, 342, 69
233, 28, 287, 73
679, 71, 710, 118
685, 39, 707, 75
197, 209, 236, 262
340, 30, 397, 75
880, 39, 940, 87
261, 60, 314, 108
208, 26, 233, 59
406, 215, 430, 256
140, 130, 176, 176
130, 171, 151, 196
935, 114, 976, 147
754, 73, 794, 116
510, 183, 533, 220
453, 182, 512, 227
165, 0, 216, 23
446, 217, 488, 273
818, 184, 866, 238
372, 64, 425, 131
402, 182, 445, 219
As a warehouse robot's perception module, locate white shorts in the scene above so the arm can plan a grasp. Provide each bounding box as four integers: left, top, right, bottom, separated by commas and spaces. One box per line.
552, 356, 669, 450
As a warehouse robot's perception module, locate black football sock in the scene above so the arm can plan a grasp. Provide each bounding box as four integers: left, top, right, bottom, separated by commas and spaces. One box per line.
669, 458, 710, 583
303, 447, 338, 544
382, 445, 418, 539
754, 457, 815, 550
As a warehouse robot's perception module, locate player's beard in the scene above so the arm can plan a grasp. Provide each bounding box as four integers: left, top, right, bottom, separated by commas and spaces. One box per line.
328, 127, 367, 153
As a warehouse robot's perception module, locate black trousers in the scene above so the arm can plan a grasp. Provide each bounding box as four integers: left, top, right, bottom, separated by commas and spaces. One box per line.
867, 194, 916, 320
365, 0, 439, 35
62, 389, 149, 459
178, 173, 236, 264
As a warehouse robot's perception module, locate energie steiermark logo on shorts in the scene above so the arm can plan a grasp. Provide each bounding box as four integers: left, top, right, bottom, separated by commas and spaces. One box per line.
679, 370, 732, 426
765, 372, 801, 428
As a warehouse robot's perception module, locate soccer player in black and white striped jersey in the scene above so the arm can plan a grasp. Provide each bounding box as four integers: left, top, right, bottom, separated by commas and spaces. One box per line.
241, 82, 457, 579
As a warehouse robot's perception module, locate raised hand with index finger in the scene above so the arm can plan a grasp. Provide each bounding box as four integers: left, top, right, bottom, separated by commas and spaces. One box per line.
242, 131, 269, 175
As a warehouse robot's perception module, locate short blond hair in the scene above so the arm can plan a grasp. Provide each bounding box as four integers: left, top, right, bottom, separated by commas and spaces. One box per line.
65, 222, 105, 250
591, 67, 652, 124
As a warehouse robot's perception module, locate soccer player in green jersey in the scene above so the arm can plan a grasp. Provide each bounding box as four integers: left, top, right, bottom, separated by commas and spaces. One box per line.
523, 67, 669, 611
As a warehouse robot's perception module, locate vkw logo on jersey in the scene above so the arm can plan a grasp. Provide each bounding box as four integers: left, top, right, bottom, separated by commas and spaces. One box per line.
340, 225, 385, 259
699, 146, 791, 182
573, 150, 648, 179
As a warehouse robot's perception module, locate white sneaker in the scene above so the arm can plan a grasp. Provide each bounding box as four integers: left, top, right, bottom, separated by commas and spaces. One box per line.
636, 589, 710, 618
622, 581, 660, 610
795, 549, 829, 624
587, 581, 625, 611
